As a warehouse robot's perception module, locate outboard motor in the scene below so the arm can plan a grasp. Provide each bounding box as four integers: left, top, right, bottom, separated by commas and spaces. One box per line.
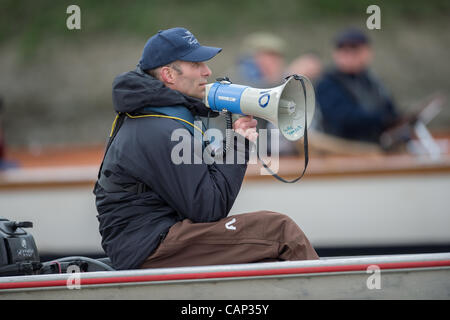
1, 217, 115, 276
0, 217, 41, 276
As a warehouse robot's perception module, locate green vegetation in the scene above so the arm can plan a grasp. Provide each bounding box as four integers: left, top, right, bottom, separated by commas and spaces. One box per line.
1, 0, 449, 57
1, 0, 449, 145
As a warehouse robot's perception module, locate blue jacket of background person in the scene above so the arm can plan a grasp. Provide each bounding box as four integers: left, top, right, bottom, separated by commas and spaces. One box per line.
316, 68, 399, 143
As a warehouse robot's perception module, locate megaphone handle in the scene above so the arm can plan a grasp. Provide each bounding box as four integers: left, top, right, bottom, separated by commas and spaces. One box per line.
224, 112, 233, 153
259, 75, 309, 183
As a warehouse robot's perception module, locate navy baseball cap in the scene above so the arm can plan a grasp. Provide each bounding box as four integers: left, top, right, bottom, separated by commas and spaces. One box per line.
334, 28, 370, 48
139, 27, 222, 70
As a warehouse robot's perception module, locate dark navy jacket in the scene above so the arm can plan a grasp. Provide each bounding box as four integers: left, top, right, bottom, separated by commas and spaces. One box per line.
316, 68, 399, 143
94, 68, 249, 270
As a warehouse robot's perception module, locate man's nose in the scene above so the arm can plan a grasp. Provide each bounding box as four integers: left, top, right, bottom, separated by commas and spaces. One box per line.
201, 63, 212, 77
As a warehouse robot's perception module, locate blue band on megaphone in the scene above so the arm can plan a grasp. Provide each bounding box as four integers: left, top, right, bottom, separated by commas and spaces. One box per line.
207, 82, 248, 114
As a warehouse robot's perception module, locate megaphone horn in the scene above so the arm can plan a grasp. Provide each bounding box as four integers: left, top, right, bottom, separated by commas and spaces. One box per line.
204, 75, 315, 141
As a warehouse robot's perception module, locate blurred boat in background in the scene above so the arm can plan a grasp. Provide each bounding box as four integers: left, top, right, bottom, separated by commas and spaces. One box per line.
1, 134, 450, 259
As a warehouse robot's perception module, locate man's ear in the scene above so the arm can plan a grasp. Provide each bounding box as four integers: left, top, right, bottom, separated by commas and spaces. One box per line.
160, 66, 175, 85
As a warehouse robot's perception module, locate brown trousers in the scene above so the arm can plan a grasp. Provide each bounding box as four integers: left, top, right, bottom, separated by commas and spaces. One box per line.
140, 211, 319, 269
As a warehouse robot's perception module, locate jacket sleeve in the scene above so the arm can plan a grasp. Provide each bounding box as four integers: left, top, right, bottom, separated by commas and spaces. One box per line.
129, 119, 249, 223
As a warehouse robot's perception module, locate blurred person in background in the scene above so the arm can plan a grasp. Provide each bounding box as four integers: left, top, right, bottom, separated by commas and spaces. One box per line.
287, 52, 323, 84
315, 28, 402, 147
229, 32, 286, 88
287, 52, 324, 132
0, 97, 18, 170
0, 97, 5, 167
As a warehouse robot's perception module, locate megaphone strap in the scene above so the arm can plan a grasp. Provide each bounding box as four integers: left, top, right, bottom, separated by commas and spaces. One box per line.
259, 75, 309, 183
97, 110, 204, 181
125, 112, 204, 135
96, 112, 126, 181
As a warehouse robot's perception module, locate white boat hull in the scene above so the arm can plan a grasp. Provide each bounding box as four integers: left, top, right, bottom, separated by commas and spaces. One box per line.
1, 169, 449, 256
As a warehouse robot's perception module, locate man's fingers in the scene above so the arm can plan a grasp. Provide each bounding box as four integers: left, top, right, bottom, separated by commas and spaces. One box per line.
233, 116, 257, 130
238, 120, 257, 130
247, 131, 259, 143
232, 115, 258, 142
235, 127, 258, 142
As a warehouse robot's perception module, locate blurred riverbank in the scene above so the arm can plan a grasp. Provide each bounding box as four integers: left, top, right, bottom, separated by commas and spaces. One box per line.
1, 1, 449, 147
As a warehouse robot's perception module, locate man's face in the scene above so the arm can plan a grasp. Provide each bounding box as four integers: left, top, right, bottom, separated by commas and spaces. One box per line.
167, 61, 212, 99
333, 44, 372, 74
254, 50, 285, 84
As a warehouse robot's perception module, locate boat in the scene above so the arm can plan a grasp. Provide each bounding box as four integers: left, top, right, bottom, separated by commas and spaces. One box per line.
0, 253, 449, 299
1, 133, 450, 301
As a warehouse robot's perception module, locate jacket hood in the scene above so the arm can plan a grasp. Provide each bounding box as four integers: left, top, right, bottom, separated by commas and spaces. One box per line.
112, 67, 219, 117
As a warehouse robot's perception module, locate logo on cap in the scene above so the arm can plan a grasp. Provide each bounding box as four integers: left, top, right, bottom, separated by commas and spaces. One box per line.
182, 30, 199, 45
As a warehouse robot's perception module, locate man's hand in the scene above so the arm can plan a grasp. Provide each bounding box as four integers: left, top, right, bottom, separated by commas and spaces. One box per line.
233, 115, 258, 142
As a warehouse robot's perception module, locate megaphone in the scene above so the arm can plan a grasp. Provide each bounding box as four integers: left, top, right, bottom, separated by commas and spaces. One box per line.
204, 75, 315, 141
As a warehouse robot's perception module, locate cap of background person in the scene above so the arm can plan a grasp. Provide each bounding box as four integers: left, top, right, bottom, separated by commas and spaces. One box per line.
139, 27, 222, 70
334, 28, 370, 48
243, 32, 286, 55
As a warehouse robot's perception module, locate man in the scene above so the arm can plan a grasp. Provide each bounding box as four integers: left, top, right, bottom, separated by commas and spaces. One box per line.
230, 32, 286, 88
316, 28, 401, 144
0, 97, 18, 170
94, 27, 318, 271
